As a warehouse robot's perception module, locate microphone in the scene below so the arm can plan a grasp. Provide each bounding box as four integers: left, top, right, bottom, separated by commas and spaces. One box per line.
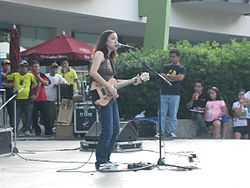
117, 42, 136, 49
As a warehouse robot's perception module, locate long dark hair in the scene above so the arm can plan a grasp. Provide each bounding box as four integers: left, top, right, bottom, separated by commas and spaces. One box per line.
208, 86, 221, 100
95, 30, 117, 61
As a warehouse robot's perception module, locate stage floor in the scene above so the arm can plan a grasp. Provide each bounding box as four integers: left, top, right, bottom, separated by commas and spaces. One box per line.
1, 139, 249, 188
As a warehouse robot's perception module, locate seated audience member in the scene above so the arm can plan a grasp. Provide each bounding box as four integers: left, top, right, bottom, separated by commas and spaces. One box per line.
232, 90, 248, 139
186, 80, 207, 136
204, 87, 231, 139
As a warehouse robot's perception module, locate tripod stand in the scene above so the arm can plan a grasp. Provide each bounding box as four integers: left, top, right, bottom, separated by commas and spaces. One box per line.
142, 63, 197, 170
0, 91, 20, 153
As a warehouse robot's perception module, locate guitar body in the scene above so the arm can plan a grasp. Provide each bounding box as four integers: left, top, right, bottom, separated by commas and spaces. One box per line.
90, 72, 150, 107
91, 78, 118, 107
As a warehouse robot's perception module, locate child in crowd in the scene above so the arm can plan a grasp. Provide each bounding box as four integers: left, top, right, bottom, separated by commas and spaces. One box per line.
204, 87, 231, 139
186, 80, 207, 137
232, 90, 248, 139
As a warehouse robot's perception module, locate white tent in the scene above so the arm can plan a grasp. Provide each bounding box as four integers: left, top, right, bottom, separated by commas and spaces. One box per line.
0, 42, 26, 59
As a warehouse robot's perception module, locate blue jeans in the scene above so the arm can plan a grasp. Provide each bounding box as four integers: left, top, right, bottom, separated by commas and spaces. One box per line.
160, 95, 180, 135
95, 99, 120, 166
191, 112, 207, 136
16, 99, 33, 132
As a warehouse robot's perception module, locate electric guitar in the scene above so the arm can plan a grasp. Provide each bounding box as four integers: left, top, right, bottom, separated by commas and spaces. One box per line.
91, 72, 150, 107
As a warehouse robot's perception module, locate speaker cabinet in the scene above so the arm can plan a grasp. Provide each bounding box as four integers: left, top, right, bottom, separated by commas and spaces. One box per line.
0, 128, 12, 155
85, 121, 138, 142
74, 102, 96, 134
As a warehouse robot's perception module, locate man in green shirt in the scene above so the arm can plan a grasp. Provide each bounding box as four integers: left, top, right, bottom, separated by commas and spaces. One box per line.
7, 60, 37, 136
61, 60, 80, 94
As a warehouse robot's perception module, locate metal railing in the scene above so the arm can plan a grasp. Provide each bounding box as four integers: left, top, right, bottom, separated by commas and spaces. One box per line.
0, 89, 8, 128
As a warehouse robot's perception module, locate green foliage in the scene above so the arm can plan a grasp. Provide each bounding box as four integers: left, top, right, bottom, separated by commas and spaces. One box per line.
116, 40, 250, 120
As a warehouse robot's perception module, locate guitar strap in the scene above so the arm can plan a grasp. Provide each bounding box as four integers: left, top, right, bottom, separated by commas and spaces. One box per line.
109, 58, 117, 79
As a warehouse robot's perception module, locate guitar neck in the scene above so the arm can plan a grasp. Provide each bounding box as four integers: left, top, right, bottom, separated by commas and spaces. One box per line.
115, 79, 135, 90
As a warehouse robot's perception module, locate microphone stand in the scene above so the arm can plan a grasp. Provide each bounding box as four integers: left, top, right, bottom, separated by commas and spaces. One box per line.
122, 47, 197, 170
142, 63, 196, 170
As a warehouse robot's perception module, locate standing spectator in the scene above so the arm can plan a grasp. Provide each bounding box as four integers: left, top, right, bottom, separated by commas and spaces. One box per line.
160, 49, 186, 138
232, 90, 248, 139
186, 80, 207, 137
45, 62, 68, 134
1, 59, 14, 127
31, 61, 50, 136
7, 60, 37, 136
243, 90, 250, 138
61, 60, 80, 95
204, 87, 230, 139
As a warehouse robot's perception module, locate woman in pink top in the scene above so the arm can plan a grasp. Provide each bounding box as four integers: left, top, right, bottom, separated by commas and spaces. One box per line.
204, 87, 230, 139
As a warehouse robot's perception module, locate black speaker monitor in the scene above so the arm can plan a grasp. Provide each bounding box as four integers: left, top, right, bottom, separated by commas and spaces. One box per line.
85, 121, 138, 142
74, 103, 96, 134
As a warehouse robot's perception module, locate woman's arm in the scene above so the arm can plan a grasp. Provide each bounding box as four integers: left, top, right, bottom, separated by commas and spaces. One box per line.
89, 51, 117, 97
89, 51, 109, 87
186, 99, 194, 109
233, 107, 242, 118
221, 101, 229, 115
116, 76, 141, 86
204, 104, 209, 121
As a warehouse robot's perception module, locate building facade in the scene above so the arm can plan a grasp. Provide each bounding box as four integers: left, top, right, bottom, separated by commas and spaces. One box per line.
0, 0, 250, 49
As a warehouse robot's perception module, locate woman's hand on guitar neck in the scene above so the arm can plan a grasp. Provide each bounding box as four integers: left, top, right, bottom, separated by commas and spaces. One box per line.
132, 74, 142, 86
106, 84, 119, 99
132, 72, 150, 86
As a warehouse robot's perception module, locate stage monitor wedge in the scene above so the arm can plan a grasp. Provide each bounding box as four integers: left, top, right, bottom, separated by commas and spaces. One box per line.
85, 121, 138, 142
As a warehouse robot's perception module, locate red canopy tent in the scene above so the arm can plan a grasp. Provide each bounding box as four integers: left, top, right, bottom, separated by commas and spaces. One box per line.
21, 34, 94, 64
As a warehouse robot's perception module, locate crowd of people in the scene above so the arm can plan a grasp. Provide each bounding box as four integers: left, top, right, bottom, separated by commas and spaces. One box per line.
0, 59, 79, 136
1, 48, 249, 140
159, 49, 250, 140
1, 30, 249, 172
187, 81, 250, 139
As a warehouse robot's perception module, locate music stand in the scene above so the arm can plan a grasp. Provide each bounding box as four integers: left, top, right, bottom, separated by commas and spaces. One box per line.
142, 63, 195, 170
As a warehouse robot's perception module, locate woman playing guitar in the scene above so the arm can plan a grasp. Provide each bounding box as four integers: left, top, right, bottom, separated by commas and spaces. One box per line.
89, 30, 145, 171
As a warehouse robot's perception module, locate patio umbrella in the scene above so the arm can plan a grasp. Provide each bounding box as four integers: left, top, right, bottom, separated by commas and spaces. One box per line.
21, 34, 94, 64
9, 24, 21, 72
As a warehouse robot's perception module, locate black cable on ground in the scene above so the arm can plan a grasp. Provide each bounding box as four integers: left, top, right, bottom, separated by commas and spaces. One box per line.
0, 153, 13, 158
56, 150, 95, 173
14, 150, 198, 173
14, 150, 97, 173
15, 152, 95, 164
22, 147, 80, 153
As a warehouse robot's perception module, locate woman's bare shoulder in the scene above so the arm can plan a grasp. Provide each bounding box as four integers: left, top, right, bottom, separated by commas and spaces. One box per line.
94, 51, 105, 59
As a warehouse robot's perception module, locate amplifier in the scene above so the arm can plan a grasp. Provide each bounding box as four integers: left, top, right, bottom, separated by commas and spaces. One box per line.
74, 102, 97, 134
0, 128, 12, 155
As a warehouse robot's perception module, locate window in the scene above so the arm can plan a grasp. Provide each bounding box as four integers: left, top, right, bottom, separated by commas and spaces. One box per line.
20, 25, 56, 48
73, 31, 98, 44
